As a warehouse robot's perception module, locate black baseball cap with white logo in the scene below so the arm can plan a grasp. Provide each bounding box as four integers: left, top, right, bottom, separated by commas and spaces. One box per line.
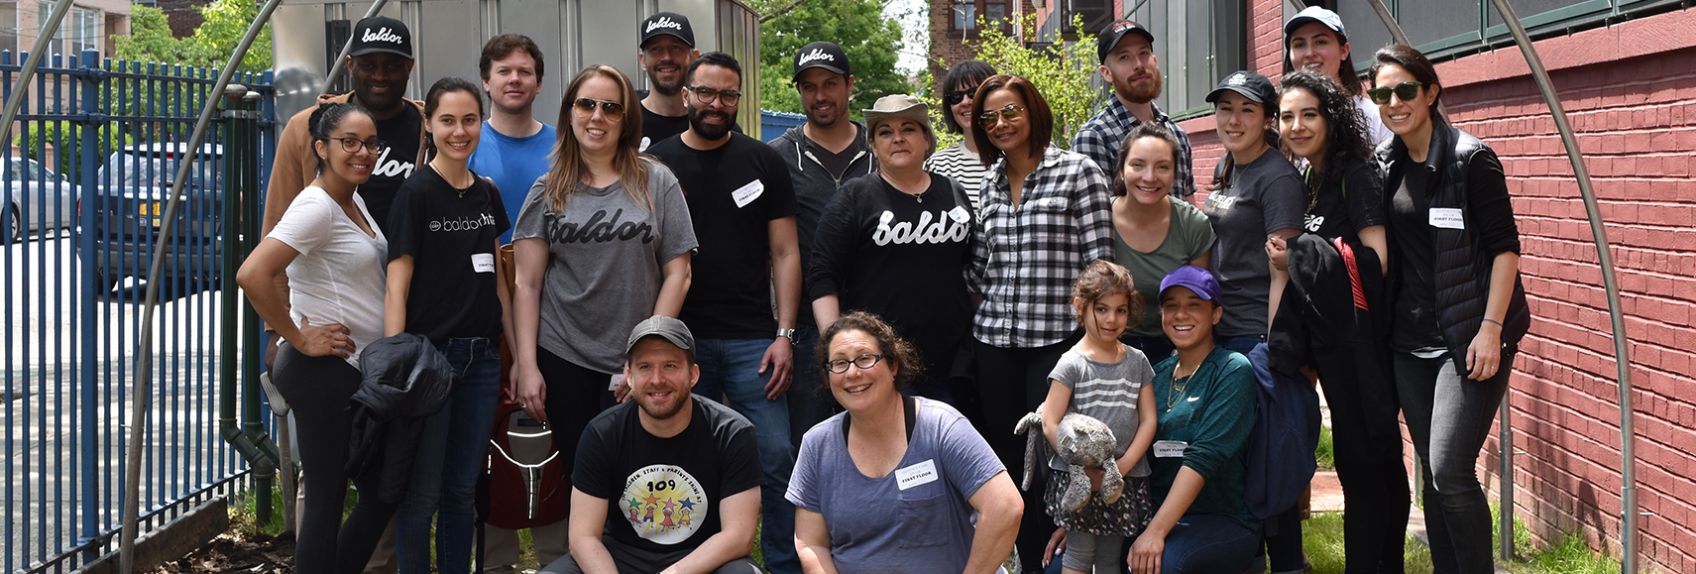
640, 11, 695, 48
349, 15, 413, 60
792, 41, 850, 80
1097, 20, 1155, 63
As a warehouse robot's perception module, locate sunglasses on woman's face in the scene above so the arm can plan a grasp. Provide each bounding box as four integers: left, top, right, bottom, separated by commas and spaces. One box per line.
573, 97, 625, 116
977, 103, 1026, 129
1368, 81, 1423, 105
945, 85, 979, 105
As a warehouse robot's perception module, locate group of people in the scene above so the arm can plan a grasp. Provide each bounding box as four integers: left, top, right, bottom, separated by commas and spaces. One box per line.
238, 5, 1529, 574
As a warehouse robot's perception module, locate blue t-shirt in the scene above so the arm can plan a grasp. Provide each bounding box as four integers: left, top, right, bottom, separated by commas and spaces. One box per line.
469, 121, 557, 242
786, 398, 1005, 574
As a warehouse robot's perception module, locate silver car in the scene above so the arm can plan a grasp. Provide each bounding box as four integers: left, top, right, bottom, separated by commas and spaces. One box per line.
1, 157, 78, 244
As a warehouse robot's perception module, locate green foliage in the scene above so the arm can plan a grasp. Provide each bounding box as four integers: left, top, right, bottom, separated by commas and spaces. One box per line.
964, 14, 1104, 150
10, 121, 133, 183
752, 0, 906, 115
1513, 534, 1620, 574
114, 0, 271, 72
1315, 424, 1335, 470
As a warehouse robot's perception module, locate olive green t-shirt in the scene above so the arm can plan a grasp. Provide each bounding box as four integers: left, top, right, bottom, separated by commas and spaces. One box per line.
1112, 199, 1216, 337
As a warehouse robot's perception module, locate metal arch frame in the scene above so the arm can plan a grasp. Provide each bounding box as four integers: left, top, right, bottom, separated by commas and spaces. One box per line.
1281, 0, 1637, 571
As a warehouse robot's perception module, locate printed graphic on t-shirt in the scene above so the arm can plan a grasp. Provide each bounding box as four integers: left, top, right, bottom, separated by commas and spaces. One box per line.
428, 212, 498, 232
622, 464, 708, 545
373, 144, 416, 179
1204, 192, 1239, 214
541, 209, 656, 244
872, 209, 972, 246
1303, 213, 1326, 233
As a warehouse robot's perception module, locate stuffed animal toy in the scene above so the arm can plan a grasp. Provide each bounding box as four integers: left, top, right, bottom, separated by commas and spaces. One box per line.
1014, 411, 1124, 512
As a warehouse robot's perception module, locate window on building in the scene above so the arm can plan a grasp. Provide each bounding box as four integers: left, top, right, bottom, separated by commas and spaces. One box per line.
950, 0, 1012, 35
1125, 0, 1245, 117
1336, 0, 1657, 63
1, 3, 18, 55
35, 1, 97, 60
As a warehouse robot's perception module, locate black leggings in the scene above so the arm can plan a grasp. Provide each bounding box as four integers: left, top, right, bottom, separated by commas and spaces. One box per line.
535, 347, 616, 515
972, 333, 1077, 572
274, 343, 399, 574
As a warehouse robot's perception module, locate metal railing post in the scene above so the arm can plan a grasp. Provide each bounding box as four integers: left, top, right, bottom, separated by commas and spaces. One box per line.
75, 47, 105, 566
1499, 402, 1514, 560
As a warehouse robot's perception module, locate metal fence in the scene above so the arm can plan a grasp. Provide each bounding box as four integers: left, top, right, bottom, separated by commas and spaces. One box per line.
2, 49, 275, 573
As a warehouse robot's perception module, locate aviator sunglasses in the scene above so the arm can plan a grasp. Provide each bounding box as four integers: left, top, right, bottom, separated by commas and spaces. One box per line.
574, 97, 625, 115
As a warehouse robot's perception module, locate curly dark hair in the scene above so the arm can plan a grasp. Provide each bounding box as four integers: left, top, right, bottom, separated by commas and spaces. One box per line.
1278, 71, 1373, 184
816, 311, 924, 391
1072, 259, 1143, 332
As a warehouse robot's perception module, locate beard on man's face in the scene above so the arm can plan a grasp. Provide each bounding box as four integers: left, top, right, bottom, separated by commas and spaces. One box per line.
688, 104, 735, 140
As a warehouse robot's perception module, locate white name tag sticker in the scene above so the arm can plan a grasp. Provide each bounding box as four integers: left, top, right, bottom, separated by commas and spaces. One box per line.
894, 459, 940, 490
471, 253, 496, 273
607, 373, 625, 392
948, 205, 971, 223
1429, 208, 1465, 230
731, 179, 765, 208
1153, 440, 1188, 458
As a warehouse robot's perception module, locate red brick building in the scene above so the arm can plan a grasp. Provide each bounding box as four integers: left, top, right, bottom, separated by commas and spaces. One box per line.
933, 0, 1696, 570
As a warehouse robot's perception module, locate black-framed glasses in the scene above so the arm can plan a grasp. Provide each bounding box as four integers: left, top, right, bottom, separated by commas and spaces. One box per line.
687, 85, 742, 105
1367, 81, 1423, 105
944, 85, 980, 105
824, 353, 883, 374
330, 136, 381, 154
573, 97, 626, 116
977, 103, 1026, 128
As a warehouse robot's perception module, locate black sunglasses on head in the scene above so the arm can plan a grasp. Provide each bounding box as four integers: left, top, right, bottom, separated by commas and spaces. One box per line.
1368, 81, 1423, 105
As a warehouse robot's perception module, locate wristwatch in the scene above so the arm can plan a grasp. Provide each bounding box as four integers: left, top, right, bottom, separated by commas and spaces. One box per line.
776, 328, 797, 345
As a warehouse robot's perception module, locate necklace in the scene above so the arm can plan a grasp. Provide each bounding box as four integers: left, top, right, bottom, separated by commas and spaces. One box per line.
1166, 360, 1198, 412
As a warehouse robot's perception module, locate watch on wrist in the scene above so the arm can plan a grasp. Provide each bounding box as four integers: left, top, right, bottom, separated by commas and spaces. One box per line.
777, 328, 797, 345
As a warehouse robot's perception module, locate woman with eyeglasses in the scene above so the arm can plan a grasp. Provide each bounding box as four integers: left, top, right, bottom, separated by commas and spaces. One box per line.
923, 60, 998, 211
809, 95, 974, 403
236, 101, 396, 573
1371, 44, 1529, 573
509, 65, 698, 502
965, 73, 1114, 573
790, 311, 1022, 573
1265, 69, 1409, 572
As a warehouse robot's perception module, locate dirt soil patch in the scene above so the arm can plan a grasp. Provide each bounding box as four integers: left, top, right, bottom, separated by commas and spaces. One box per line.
150, 530, 292, 573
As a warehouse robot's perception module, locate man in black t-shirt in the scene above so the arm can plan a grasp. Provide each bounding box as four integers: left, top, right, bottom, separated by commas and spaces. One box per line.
645, 51, 802, 574
635, 12, 738, 149
541, 316, 763, 574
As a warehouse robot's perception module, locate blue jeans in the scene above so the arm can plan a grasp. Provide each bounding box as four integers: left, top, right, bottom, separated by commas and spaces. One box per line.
1161, 514, 1261, 573
395, 337, 502, 574
787, 325, 834, 448
1394, 351, 1511, 574
693, 338, 799, 574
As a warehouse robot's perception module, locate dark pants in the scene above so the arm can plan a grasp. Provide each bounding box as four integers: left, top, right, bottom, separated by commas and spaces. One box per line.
536, 347, 616, 517
973, 333, 1077, 572
274, 344, 399, 574
1394, 351, 1512, 574
1320, 345, 1411, 574
1216, 334, 1305, 574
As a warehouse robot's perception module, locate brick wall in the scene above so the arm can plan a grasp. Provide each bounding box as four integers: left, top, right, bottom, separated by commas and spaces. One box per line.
1175, 2, 1696, 571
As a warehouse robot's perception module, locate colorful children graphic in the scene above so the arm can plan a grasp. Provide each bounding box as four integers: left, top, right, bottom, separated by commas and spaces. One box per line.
621, 464, 709, 545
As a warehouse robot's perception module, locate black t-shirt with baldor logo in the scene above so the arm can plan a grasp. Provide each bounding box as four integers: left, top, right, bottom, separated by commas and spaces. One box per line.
386, 163, 510, 343
358, 108, 422, 236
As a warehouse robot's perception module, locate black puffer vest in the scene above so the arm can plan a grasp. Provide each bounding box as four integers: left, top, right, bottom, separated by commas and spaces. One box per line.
1376, 118, 1531, 369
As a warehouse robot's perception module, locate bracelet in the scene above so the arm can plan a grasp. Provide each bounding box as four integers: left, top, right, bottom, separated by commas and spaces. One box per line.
1481, 318, 1503, 327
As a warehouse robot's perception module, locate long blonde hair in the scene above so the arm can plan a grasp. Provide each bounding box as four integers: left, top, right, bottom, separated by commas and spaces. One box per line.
544, 65, 652, 212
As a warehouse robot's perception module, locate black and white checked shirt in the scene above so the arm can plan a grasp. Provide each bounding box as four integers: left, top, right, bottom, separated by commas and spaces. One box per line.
969, 146, 1115, 348
1072, 98, 1196, 198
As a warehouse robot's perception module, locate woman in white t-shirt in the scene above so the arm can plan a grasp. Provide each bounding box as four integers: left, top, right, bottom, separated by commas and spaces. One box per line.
236, 101, 395, 573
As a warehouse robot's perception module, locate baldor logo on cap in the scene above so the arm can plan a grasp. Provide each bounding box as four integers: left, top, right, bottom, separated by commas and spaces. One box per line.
1227, 73, 1247, 86
363, 26, 404, 44
646, 16, 683, 34
798, 48, 834, 65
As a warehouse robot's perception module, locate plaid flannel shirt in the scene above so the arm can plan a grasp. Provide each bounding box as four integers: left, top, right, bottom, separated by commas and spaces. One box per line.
969, 146, 1115, 348
1072, 98, 1196, 198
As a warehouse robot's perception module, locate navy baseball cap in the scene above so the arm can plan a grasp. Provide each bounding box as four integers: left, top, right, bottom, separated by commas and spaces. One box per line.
1205, 70, 1278, 113
793, 41, 850, 80
640, 11, 696, 48
349, 16, 413, 60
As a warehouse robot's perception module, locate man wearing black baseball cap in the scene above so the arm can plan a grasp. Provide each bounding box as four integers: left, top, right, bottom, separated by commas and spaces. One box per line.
1072, 19, 1196, 198
637, 11, 703, 148
261, 15, 428, 573
768, 40, 873, 451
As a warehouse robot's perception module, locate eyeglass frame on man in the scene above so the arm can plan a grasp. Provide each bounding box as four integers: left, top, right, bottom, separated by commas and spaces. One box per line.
1368, 81, 1423, 105
977, 103, 1026, 128
685, 85, 742, 105
824, 353, 884, 374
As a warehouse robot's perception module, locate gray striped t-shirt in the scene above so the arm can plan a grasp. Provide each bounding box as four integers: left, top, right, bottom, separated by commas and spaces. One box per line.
1047, 344, 1155, 477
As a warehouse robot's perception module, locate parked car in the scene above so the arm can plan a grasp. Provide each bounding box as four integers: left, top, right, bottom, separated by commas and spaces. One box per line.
84, 143, 225, 294
1, 157, 78, 244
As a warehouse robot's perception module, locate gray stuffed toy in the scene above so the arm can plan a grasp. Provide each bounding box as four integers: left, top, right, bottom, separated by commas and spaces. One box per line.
1013, 411, 1124, 512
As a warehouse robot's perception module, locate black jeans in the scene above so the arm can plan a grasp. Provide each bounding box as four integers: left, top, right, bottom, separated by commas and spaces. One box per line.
274, 343, 399, 574
1393, 351, 1512, 574
536, 347, 616, 516
972, 333, 1077, 572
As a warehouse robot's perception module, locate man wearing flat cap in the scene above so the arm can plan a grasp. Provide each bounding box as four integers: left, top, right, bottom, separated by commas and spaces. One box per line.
543, 316, 764, 574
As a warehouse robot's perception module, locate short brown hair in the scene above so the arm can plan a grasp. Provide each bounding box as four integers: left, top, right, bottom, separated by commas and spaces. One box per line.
479, 33, 545, 81
1110, 123, 1182, 198
1370, 44, 1441, 108
969, 74, 1053, 166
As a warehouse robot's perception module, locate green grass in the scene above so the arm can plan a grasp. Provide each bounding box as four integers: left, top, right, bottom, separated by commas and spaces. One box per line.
1315, 425, 1335, 471
1303, 509, 1621, 574
229, 484, 288, 537
1303, 512, 1435, 574
1510, 534, 1621, 574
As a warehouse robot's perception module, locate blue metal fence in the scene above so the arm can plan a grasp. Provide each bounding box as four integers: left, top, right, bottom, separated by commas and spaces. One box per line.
2, 49, 275, 573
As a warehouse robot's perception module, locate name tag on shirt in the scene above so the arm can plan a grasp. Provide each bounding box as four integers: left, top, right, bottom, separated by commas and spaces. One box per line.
894, 459, 940, 490
1429, 208, 1465, 230
1153, 440, 1188, 458
471, 253, 495, 274
731, 179, 765, 208
607, 373, 625, 392
948, 205, 971, 223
